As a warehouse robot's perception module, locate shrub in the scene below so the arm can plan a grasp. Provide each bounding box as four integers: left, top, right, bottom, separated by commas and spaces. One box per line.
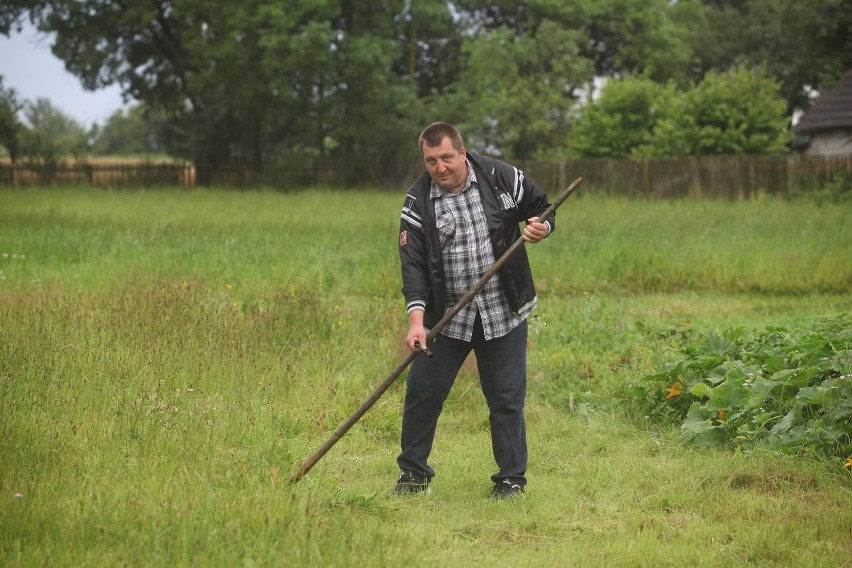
792, 171, 852, 204
570, 65, 791, 158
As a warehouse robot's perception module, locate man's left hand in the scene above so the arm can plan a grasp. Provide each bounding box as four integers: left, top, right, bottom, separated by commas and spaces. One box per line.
523, 217, 548, 243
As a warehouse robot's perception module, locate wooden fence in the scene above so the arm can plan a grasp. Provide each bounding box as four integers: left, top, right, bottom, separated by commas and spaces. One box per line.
0, 162, 194, 188
1, 153, 850, 197
517, 154, 852, 198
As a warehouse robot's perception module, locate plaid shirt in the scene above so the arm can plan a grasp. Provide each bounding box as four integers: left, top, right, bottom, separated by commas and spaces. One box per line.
430, 160, 536, 341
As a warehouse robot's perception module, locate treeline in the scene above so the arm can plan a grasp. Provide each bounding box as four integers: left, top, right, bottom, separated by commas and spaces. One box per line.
1, 1, 851, 185
0, 89, 166, 166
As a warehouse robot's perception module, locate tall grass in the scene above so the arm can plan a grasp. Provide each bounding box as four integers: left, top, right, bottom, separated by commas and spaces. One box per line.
1, 187, 850, 566
530, 195, 851, 294
2, 187, 850, 295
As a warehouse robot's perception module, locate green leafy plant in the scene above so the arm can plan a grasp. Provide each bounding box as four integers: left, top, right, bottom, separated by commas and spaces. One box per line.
792, 171, 852, 205
570, 65, 790, 158
638, 315, 852, 462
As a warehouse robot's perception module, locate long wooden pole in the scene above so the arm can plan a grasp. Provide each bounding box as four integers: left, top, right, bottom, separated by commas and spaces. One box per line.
289, 176, 583, 483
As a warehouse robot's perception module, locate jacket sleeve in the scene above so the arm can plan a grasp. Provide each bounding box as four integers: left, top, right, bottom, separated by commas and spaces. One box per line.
399, 193, 429, 314
505, 164, 555, 236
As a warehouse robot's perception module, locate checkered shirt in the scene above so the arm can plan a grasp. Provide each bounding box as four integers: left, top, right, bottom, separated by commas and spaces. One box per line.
430, 160, 536, 341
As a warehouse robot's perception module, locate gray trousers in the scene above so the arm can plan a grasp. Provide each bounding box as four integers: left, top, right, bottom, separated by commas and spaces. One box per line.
397, 314, 528, 485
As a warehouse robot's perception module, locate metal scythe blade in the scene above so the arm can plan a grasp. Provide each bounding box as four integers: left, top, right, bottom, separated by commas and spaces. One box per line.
289, 176, 583, 484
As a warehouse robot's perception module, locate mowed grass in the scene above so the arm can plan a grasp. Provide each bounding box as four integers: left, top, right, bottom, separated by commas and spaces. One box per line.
1, 186, 851, 566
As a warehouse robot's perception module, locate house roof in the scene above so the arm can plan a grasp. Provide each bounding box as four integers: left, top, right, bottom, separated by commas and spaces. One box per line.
794, 70, 852, 134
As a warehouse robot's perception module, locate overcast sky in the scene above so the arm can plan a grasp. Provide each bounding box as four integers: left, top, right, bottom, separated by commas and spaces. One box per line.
0, 22, 127, 127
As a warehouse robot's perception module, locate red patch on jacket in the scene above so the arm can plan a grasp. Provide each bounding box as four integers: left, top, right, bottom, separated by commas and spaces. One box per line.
399, 230, 408, 247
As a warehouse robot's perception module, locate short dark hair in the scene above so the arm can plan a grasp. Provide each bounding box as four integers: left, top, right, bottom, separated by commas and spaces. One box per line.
418, 122, 464, 154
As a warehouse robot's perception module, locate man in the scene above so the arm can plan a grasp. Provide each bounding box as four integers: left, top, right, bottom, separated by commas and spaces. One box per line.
394, 122, 554, 499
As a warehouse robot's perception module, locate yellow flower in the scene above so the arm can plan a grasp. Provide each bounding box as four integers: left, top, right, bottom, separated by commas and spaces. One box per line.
225, 283, 233, 290
844, 458, 852, 470
666, 382, 683, 399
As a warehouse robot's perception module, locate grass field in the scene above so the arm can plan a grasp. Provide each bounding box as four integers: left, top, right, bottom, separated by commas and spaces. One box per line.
1, 186, 850, 566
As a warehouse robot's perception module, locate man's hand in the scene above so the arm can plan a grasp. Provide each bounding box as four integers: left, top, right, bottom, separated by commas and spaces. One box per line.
523, 216, 549, 243
406, 310, 428, 353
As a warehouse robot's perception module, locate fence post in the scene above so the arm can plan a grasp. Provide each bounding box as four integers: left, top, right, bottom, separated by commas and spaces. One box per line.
690, 156, 701, 197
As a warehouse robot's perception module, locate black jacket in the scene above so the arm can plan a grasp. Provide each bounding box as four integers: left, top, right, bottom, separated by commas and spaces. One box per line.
399, 151, 554, 329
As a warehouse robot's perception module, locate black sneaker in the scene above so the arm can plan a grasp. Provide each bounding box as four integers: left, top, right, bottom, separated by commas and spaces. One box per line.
489, 479, 524, 500
389, 471, 431, 496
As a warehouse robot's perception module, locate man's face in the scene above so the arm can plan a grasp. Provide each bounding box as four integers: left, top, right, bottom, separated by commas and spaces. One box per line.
422, 137, 467, 194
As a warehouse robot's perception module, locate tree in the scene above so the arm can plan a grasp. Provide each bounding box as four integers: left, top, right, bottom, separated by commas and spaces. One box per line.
440, 1, 602, 159
90, 105, 164, 156
739, 0, 852, 112
676, 0, 852, 113
16, 1, 280, 174
0, 1, 29, 35
449, 20, 594, 159
453, 0, 694, 84
21, 97, 88, 164
19, 0, 427, 183
392, 0, 463, 98
0, 77, 25, 163
325, 1, 421, 183
255, 1, 423, 184
585, 0, 694, 84
443, 0, 701, 159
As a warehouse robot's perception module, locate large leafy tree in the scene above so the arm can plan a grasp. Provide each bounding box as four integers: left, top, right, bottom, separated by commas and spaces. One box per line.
738, 0, 852, 112
445, 0, 696, 159
445, 1, 599, 158
585, 0, 694, 84
325, 1, 422, 183
392, 0, 463, 98
15, 0, 266, 173
257, 1, 423, 184
453, 0, 694, 83
677, 0, 852, 112
449, 20, 593, 159
16, 0, 426, 182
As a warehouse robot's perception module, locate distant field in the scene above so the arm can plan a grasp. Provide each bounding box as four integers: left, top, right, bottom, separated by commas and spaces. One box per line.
1, 187, 850, 566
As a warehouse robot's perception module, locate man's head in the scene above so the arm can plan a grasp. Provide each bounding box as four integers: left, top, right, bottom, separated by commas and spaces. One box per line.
419, 122, 468, 194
